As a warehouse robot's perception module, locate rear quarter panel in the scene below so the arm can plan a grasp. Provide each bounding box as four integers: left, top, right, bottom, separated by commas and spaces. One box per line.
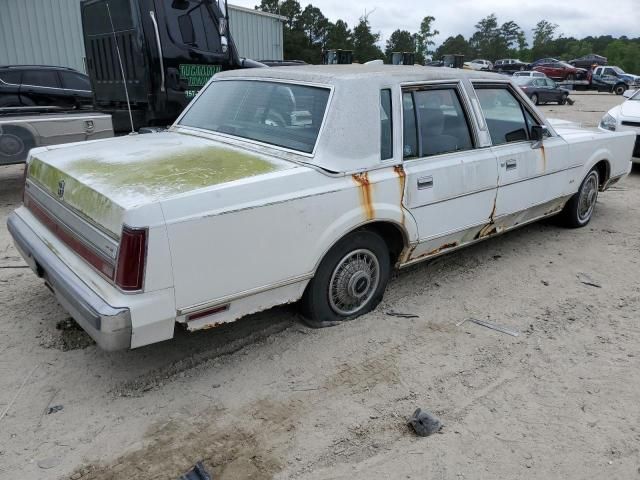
160, 166, 414, 312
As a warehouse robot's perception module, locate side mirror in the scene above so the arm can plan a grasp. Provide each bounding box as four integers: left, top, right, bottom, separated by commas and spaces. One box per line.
623, 89, 636, 99
530, 125, 548, 147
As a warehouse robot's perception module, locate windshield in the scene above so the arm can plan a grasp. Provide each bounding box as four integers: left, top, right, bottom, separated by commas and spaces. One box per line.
610, 66, 625, 74
629, 90, 640, 101
179, 80, 331, 154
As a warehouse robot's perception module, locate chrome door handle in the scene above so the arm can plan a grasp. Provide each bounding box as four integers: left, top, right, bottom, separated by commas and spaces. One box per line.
417, 176, 433, 189
505, 159, 517, 170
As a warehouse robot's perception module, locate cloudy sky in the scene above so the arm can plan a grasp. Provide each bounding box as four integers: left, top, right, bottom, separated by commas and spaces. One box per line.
232, 0, 639, 46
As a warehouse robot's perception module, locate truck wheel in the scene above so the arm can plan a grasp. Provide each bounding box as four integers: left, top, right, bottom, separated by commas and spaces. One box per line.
531, 93, 539, 105
301, 230, 391, 328
614, 83, 627, 95
0, 125, 35, 164
560, 169, 599, 228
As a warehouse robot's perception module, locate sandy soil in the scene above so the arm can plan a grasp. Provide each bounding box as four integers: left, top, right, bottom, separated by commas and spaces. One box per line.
1, 92, 639, 480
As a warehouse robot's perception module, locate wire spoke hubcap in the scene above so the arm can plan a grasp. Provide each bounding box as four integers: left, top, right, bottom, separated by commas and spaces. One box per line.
578, 174, 598, 222
329, 249, 380, 316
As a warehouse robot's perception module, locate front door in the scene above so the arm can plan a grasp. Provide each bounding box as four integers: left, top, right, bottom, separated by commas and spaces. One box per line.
400, 83, 499, 259
473, 83, 574, 230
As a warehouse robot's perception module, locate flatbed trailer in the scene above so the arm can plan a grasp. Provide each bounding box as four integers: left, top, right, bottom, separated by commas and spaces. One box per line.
0, 107, 113, 165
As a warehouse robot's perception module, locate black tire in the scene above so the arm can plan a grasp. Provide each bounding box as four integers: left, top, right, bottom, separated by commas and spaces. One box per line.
0, 125, 36, 164
567, 74, 575, 81
559, 93, 568, 105
560, 169, 599, 228
614, 83, 627, 95
300, 230, 391, 328
519, 66, 525, 71
531, 93, 539, 105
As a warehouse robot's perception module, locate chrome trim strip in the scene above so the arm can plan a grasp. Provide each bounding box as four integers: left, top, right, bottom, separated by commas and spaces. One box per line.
178, 272, 313, 316
499, 164, 583, 187
25, 180, 119, 260
149, 11, 166, 93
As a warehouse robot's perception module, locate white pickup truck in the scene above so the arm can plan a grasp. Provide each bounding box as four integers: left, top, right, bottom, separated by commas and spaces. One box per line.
7, 65, 635, 350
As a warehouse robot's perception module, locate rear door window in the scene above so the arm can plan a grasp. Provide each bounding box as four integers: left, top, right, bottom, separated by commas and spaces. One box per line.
474, 87, 529, 145
402, 86, 474, 159
22, 70, 60, 88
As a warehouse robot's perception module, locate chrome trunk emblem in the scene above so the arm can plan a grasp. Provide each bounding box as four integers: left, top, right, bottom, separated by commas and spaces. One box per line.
57, 180, 65, 198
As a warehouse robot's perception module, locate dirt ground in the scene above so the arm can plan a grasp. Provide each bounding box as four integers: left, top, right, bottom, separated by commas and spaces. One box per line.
1, 92, 639, 480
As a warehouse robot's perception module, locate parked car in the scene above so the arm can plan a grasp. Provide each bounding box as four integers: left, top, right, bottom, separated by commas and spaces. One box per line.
513, 76, 571, 105
7, 65, 635, 350
569, 54, 607, 69
529, 58, 560, 69
0, 65, 92, 109
465, 59, 493, 71
494, 59, 529, 73
599, 89, 640, 162
592, 65, 640, 94
532, 62, 586, 81
512, 71, 546, 78
425, 60, 444, 67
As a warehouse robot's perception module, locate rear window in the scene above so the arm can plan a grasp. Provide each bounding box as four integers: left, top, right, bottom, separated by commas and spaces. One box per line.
61, 72, 91, 90
179, 80, 330, 154
0, 71, 21, 84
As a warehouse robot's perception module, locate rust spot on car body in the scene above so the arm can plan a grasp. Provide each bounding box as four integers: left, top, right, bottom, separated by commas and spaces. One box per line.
393, 164, 406, 224
540, 144, 547, 171
426, 241, 458, 256
352, 172, 374, 220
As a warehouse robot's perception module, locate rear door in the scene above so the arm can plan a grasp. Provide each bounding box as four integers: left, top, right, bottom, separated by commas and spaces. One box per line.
59, 71, 93, 107
473, 83, 575, 228
401, 82, 499, 258
20, 70, 70, 108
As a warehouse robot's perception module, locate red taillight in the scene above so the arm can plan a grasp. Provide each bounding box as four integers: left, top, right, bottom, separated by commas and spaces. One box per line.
115, 226, 147, 291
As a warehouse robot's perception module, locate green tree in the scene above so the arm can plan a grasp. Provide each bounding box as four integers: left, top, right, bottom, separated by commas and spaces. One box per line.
500, 20, 526, 57
385, 29, 415, 63
469, 14, 508, 60
415, 16, 439, 64
434, 35, 473, 60
352, 15, 384, 63
326, 20, 353, 50
531, 20, 558, 59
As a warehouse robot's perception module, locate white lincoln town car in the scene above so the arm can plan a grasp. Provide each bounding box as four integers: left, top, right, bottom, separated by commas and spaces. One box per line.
7, 65, 635, 350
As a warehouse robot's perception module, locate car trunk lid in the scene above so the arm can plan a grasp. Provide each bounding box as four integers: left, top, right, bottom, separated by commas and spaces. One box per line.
26, 131, 292, 236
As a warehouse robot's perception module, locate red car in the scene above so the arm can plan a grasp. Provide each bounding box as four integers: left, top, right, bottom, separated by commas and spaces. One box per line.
532, 62, 586, 81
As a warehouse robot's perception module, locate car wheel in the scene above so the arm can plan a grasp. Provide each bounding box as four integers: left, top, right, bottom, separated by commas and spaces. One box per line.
560, 169, 599, 228
567, 74, 575, 81
559, 93, 568, 105
531, 93, 539, 105
0, 125, 36, 164
301, 230, 391, 328
519, 66, 525, 71
614, 84, 627, 95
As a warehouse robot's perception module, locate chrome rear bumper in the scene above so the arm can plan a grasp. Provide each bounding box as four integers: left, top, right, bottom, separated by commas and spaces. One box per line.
7, 212, 131, 351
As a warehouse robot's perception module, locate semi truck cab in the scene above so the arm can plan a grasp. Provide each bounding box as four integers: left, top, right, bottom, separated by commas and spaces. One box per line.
81, 0, 262, 132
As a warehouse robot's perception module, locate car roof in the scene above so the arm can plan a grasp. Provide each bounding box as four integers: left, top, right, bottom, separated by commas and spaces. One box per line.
216, 64, 503, 86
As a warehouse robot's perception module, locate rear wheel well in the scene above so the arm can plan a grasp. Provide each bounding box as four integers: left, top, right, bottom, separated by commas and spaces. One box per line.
593, 160, 610, 189
358, 222, 406, 265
